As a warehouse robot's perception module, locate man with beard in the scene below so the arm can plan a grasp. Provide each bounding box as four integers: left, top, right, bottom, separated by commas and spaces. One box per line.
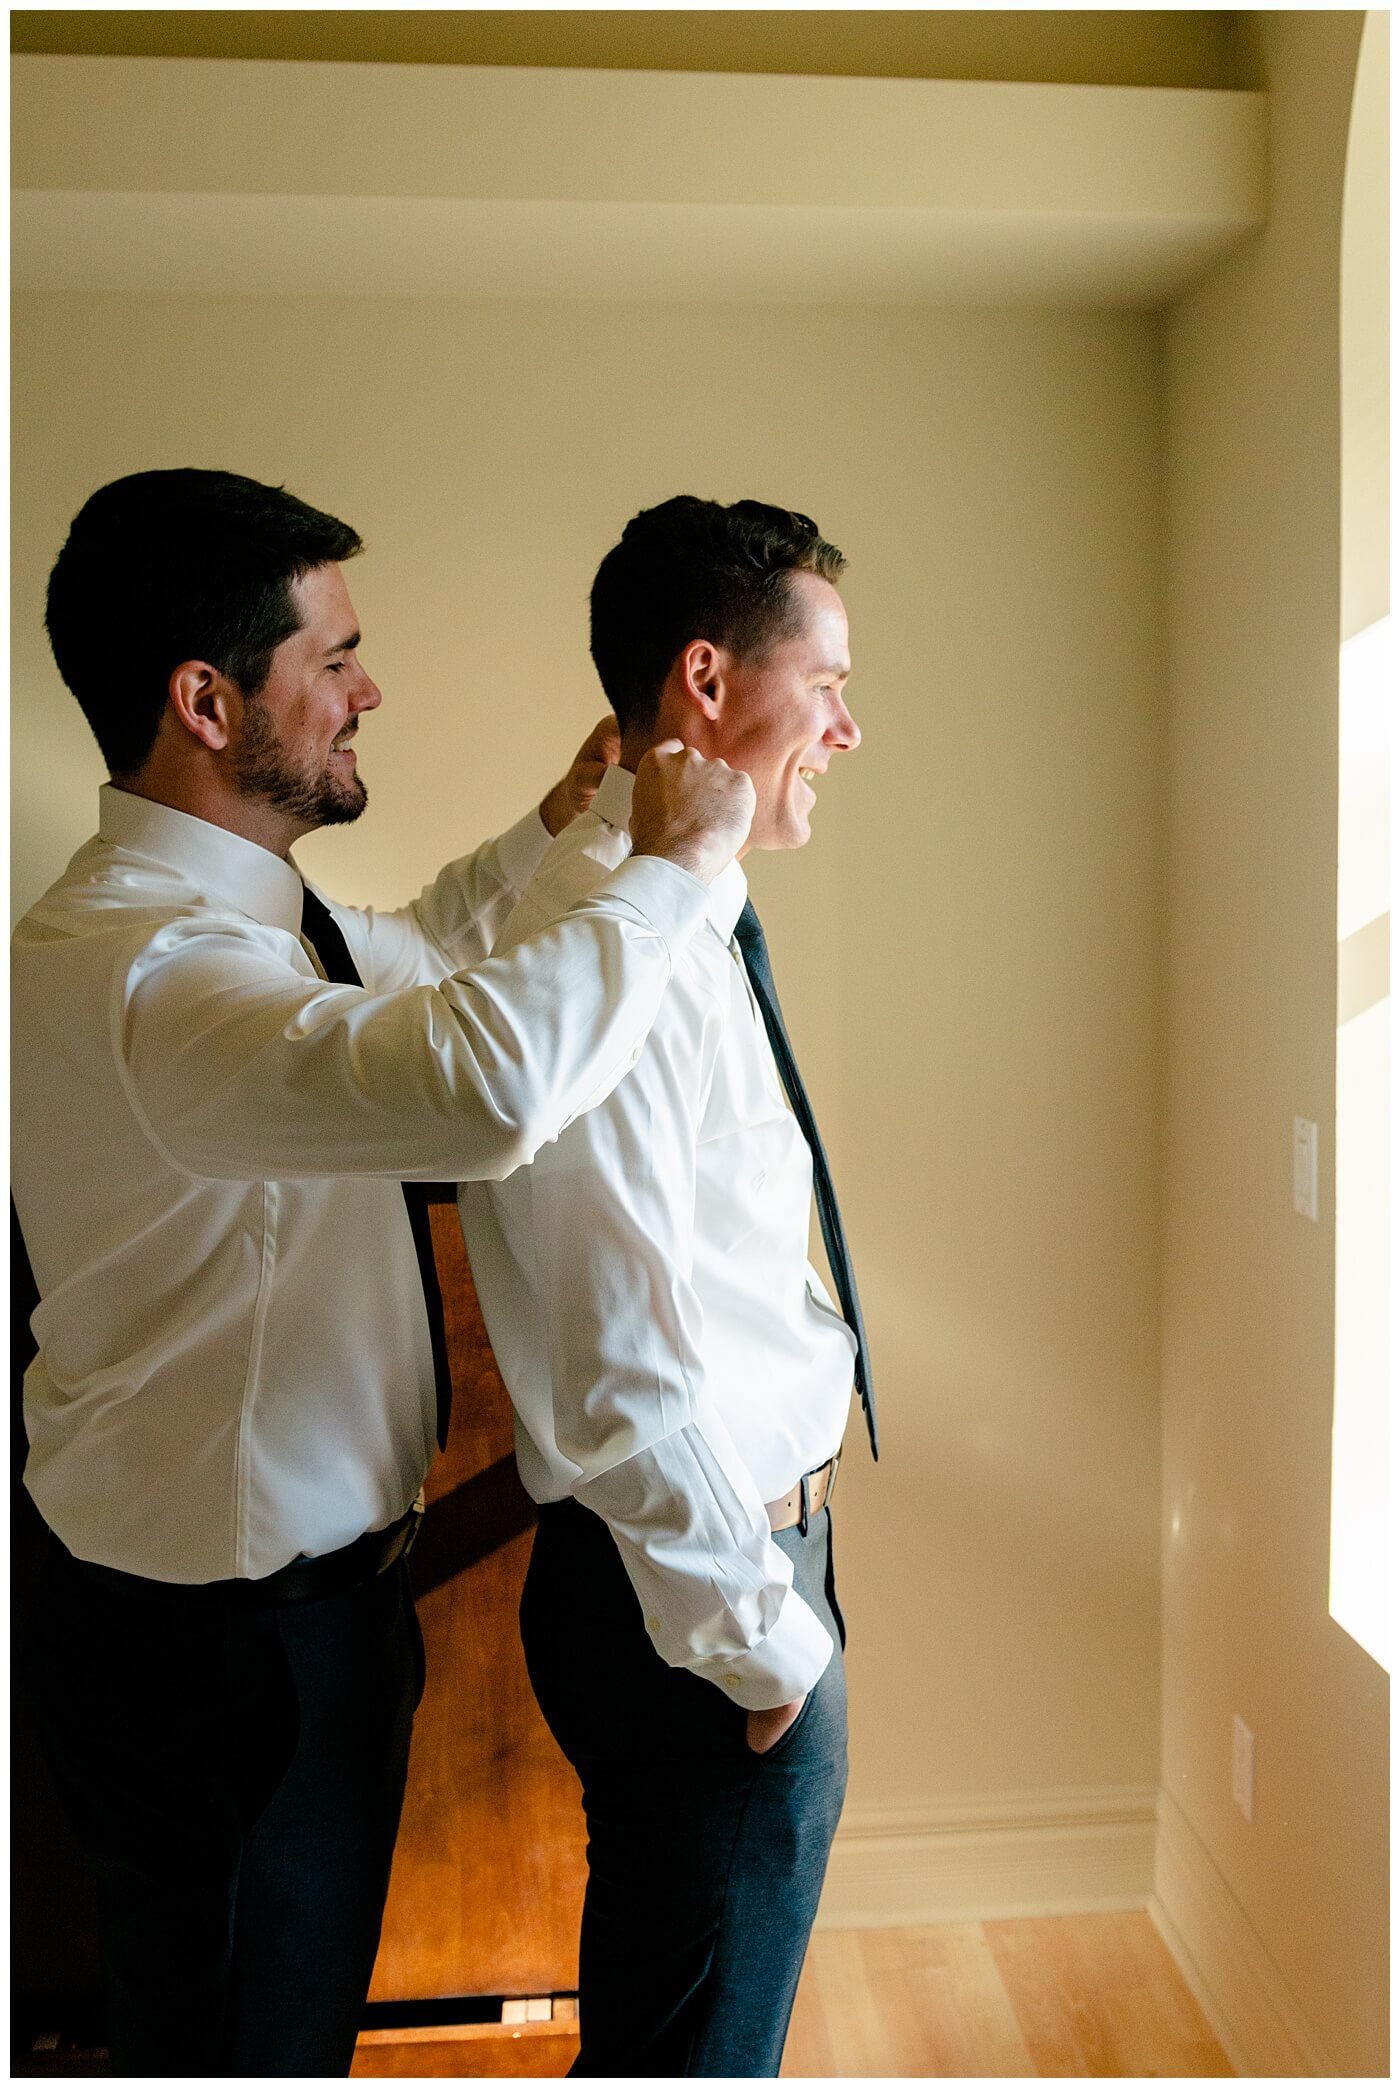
11, 468, 754, 2078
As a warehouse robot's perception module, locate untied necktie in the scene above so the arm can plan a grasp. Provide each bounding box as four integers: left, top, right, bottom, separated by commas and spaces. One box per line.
732, 899, 878, 1460
299, 882, 455, 1452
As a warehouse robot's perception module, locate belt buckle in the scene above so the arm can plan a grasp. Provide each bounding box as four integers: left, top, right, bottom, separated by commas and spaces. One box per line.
824, 1449, 842, 1511
798, 1470, 811, 1537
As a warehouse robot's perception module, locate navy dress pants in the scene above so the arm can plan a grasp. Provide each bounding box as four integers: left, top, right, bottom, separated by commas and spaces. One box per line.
521, 1497, 849, 2078
32, 1536, 424, 2078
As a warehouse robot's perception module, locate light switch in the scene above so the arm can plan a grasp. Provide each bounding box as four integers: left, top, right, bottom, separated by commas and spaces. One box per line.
1293, 1117, 1318, 1221
1232, 1715, 1256, 1822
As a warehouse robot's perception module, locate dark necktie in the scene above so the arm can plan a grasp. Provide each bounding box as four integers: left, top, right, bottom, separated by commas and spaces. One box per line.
733, 900, 877, 1460
299, 883, 455, 1452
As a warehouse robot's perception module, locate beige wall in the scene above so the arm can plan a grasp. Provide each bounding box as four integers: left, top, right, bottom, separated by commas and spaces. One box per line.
1160, 9, 1387, 2075
12, 292, 1165, 1817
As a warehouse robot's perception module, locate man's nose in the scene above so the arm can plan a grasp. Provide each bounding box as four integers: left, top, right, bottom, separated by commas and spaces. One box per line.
827, 698, 860, 752
353, 671, 383, 715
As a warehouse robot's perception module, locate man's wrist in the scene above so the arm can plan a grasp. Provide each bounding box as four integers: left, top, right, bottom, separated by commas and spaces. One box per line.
538, 781, 573, 839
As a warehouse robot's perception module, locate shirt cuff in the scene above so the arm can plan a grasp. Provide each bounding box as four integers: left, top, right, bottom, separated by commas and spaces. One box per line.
691, 1587, 835, 1712
593, 855, 713, 967
496, 806, 555, 896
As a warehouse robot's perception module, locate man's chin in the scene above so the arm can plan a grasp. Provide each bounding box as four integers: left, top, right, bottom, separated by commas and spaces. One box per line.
234, 749, 369, 829
747, 796, 814, 852
775, 811, 813, 850
318, 779, 369, 827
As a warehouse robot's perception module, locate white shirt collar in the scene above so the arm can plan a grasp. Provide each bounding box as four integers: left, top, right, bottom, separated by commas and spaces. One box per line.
593, 763, 748, 942
98, 783, 308, 935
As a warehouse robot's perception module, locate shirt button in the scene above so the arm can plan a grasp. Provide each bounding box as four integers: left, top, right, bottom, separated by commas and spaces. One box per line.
646, 1615, 661, 1633
722, 1674, 742, 1689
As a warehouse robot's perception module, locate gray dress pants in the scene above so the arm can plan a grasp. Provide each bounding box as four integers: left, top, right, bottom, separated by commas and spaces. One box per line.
521, 1496, 849, 2078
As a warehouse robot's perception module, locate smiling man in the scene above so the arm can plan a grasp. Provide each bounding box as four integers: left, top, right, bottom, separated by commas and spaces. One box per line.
459, 495, 878, 2077
11, 468, 756, 2077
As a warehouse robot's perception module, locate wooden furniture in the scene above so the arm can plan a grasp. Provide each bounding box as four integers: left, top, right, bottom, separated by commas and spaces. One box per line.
358, 1206, 586, 2066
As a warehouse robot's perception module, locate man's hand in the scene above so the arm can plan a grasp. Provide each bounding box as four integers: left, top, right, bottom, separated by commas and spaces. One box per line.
746, 1695, 807, 1755
630, 741, 756, 885
539, 713, 622, 838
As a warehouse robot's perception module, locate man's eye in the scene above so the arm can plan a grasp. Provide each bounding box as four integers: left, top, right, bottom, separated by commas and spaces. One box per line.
326, 662, 345, 674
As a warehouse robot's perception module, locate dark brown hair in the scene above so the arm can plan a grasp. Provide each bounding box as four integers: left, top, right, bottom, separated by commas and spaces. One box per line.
589, 495, 845, 733
45, 467, 363, 775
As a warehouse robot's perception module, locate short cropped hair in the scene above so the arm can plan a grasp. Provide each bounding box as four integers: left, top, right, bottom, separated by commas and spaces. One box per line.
44, 468, 363, 776
589, 495, 846, 733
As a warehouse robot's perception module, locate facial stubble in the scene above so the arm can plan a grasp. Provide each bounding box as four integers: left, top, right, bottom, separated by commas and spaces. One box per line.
233, 698, 368, 828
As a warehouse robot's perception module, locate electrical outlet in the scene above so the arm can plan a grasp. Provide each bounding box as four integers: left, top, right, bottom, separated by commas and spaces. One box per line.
1232, 1715, 1255, 1822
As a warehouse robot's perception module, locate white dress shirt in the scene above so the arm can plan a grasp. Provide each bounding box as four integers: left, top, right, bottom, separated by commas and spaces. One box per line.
458, 764, 856, 1713
12, 783, 712, 1584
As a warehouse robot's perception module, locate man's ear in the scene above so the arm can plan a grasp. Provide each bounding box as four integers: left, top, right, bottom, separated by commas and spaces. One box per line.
677, 639, 724, 724
167, 660, 238, 753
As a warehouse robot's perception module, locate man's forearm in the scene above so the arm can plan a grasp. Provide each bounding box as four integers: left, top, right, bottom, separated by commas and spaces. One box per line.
574, 1432, 835, 1712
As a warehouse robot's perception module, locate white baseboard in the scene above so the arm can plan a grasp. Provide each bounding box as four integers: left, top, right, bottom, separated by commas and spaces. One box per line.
816, 1782, 1158, 1930
1150, 1788, 1339, 2078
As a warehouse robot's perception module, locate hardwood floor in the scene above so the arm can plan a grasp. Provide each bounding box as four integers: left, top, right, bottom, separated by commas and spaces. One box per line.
14, 1912, 1234, 2079
780, 1912, 1234, 2078
349, 1910, 1233, 2078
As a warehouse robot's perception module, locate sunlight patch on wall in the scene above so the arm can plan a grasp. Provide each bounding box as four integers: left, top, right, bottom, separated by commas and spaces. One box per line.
1331, 612, 1390, 1671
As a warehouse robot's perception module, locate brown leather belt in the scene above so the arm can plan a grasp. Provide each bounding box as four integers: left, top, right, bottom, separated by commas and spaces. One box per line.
766, 1452, 841, 1535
